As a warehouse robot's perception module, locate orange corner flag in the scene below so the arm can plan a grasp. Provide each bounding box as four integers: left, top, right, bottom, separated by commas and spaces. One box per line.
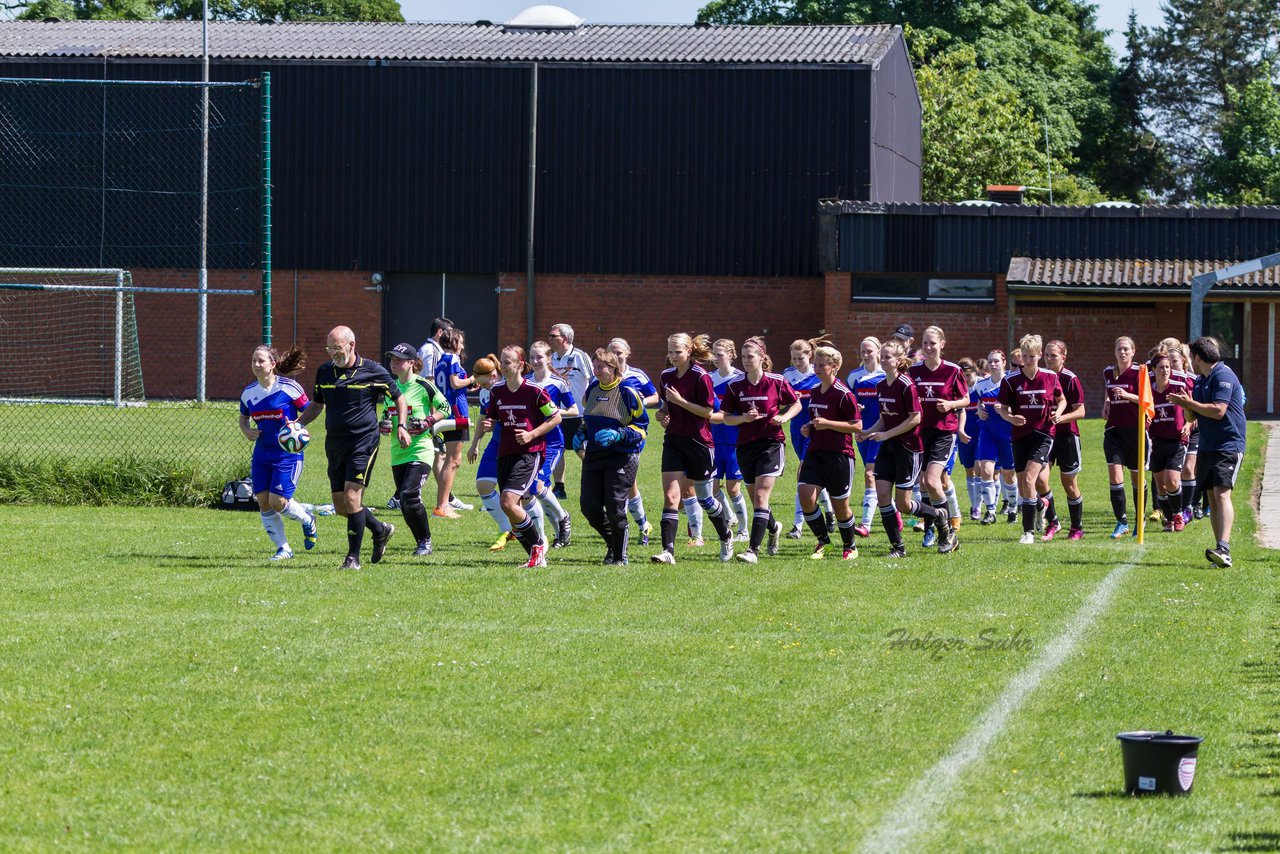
1137, 364, 1155, 425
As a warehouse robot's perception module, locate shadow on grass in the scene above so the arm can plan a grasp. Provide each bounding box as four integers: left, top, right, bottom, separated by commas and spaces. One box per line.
1072, 789, 1131, 799
1218, 832, 1280, 852
1220, 599, 1280, 850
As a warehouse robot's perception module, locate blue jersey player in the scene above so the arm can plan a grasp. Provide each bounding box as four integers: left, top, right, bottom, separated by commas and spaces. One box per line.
239, 344, 318, 560
973, 348, 1018, 523
846, 336, 886, 535
528, 340, 580, 548
609, 337, 658, 544
784, 337, 834, 537
710, 338, 750, 540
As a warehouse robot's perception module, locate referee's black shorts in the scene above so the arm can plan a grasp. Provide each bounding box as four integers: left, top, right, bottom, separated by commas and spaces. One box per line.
326, 430, 381, 493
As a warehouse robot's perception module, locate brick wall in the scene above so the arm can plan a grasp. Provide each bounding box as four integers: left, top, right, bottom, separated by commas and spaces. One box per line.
497, 272, 826, 377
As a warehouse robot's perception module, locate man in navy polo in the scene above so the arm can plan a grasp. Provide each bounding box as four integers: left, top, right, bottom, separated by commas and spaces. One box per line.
1169, 337, 1246, 568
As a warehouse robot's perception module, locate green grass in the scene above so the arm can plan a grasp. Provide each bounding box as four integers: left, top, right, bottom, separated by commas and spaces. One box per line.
0, 420, 1274, 850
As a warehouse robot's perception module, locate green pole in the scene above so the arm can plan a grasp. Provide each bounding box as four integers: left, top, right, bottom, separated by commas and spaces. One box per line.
261, 72, 272, 345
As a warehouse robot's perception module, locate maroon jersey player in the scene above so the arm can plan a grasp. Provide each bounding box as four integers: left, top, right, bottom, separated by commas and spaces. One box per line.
1044, 339, 1087, 539
1148, 349, 1189, 530
907, 325, 967, 553
997, 334, 1066, 543
1101, 335, 1148, 537
797, 343, 862, 560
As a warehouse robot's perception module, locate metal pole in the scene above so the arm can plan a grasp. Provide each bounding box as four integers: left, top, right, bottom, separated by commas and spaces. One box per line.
114, 269, 124, 407
262, 72, 273, 345
1044, 119, 1052, 205
525, 62, 538, 345
197, 0, 210, 401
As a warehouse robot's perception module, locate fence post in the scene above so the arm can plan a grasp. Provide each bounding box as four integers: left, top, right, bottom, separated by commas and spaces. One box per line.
115, 269, 124, 407
261, 72, 273, 346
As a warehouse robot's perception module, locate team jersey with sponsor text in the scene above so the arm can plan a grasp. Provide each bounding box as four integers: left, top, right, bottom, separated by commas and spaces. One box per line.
240, 377, 310, 461
721, 371, 799, 447
876, 372, 923, 453
710, 367, 745, 448
1055, 368, 1086, 438
485, 378, 557, 457
804, 380, 860, 456
1149, 382, 1188, 443
973, 374, 1012, 441
847, 364, 885, 430
908, 360, 968, 433
659, 363, 716, 445
997, 368, 1063, 440
525, 372, 576, 451
1103, 364, 1142, 430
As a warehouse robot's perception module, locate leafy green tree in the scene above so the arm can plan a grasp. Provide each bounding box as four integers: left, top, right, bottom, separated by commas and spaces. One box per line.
1199, 70, 1280, 203
16, 0, 401, 20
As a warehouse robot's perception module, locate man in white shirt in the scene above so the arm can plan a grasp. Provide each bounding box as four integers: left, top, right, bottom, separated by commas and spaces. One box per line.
548, 322, 592, 498
417, 317, 452, 381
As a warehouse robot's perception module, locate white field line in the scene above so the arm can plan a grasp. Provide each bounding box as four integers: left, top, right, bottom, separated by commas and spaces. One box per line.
861, 551, 1143, 854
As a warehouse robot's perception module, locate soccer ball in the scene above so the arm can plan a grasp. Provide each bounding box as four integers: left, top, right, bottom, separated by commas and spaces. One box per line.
277, 420, 310, 453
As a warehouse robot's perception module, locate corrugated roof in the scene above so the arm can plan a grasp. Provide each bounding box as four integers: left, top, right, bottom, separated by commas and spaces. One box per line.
0, 20, 900, 64
1007, 257, 1280, 291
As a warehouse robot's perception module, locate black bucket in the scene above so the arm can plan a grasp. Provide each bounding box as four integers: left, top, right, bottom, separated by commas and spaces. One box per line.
1116, 730, 1204, 795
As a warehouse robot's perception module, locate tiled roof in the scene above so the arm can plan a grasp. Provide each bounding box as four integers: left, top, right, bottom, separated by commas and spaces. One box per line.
1006, 257, 1280, 291
0, 20, 900, 64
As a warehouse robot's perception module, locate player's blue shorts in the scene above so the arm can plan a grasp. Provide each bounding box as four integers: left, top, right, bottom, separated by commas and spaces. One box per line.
477, 435, 500, 482
857, 438, 880, 467
714, 442, 743, 481
944, 440, 957, 475
538, 446, 563, 489
976, 430, 1015, 470
957, 436, 977, 469
251, 453, 302, 499
790, 427, 810, 461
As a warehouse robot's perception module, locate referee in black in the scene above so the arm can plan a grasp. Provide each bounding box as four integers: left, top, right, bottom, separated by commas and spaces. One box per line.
300, 325, 409, 569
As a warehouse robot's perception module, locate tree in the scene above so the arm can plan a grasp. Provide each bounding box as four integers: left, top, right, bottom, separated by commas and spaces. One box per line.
1199, 69, 1280, 203
16, 0, 401, 20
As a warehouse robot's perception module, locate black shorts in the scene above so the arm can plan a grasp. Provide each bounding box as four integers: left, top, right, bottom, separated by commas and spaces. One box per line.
1050, 431, 1082, 475
738, 439, 785, 485
1149, 438, 1187, 473
1012, 431, 1053, 473
440, 427, 470, 444
325, 430, 381, 493
874, 440, 922, 490
1186, 426, 1199, 455
497, 451, 543, 496
921, 428, 957, 468
798, 450, 856, 500
1198, 449, 1243, 490
1103, 427, 1149, 471
661, 434, 715, 481
560, 416, 582, 448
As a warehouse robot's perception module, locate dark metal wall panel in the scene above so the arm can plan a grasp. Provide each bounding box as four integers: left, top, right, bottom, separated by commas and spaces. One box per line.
840, 208, 1280, 273
869, 36, 921, 203
534, 65, 872, 277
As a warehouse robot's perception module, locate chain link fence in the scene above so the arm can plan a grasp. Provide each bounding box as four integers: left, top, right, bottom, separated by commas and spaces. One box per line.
0, 77, 268, 504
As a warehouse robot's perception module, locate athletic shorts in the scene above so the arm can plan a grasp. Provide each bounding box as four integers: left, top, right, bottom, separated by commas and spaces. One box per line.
791, 425, 811, 461
1186, 426, 1199, 455
661, 434, 715, 481
476, 435, 500, 482
326, 431, 381, 493
1012, 431, 1054, 473
1149, 437, 1187, 473
1198, 449, 1243, 490
440, 427, 470, 444
714, 442, 743, 482
1103, 427, 1150, 471
957, 434, 978, 470
538, 446, 564, 489
798, 450, 855, 500
921, 428, 958, 469
738, 439, 785, 485
856, 437, 880, 467
875, 440, 922, 490
1050, 432, 1082, 475
975, 429, 1014, 470
251, 453, 303, 500
497, 451, 543, 496
560, 416, 582, 449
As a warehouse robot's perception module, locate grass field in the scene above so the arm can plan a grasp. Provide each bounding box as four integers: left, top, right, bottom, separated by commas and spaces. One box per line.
0, 419, 1275, 850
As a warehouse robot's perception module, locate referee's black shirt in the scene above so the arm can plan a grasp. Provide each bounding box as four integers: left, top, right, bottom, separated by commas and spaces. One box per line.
313, 356, 401, 438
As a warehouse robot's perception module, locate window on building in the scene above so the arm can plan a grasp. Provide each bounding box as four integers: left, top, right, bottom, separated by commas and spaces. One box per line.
852, 274, 995, 302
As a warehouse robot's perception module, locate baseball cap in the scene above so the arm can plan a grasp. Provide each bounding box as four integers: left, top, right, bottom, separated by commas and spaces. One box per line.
386, 342, 417, 360
892, 324, 915, 341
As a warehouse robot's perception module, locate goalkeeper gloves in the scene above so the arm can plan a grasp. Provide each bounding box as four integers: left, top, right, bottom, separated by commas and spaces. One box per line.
593, 428, 623, 447
572, 431, 587, 452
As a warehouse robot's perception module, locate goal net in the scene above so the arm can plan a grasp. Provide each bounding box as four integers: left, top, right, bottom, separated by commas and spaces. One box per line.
0, 268, 145, 405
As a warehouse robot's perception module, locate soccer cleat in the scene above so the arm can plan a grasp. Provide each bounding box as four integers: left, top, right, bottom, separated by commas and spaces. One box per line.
651, 550, 677, 565
825, 512, 837, 533
1042, 521, 1061, 542
640, 520, 653, 546
970, 507, 982, 521
371, 522, 395, 564
1172, 514, 1185, 532
340, 555, 361, 571
1205, 546, 1232, 568
938, 532, 959, 555
1067, 528, 1084, 540
449, 495, 474, 511
1162, 521, 1173, 533
1019, 531, 1036, 545
810, 543, 829, 560
489, 530, 513, 551
1110, 521, 1130, 539
552, 484, 567, 500
786, 524, 803, 540
1006, 510, 1018, 524
302, 517, 318, 550
604, 555, 629, 566
853, 524, 871, 538
736, 550, 759, 564
887, 544, 907, 559
1034, 500, 1045, 533
432, 507, 462, 519
999, 498, 1009, 514
720, 538, 735, 563
950, 515, 962, 531
685, 536, 706, 548
413, 538, 433, 557
980, 508, 996, 525
912, 519, 926, 533
921, 529, 937, 548
525, 542, 548, 568
270, 546, 293, 561
1182, 508, 1193, 524
768, 518, 784, 555
1193, 506, 1204, 520
842, 546, 859, 561
1148, 509, 1162, 522
554, 515, 572, 549
733, 529, 750, 543
386, 496, 401, 510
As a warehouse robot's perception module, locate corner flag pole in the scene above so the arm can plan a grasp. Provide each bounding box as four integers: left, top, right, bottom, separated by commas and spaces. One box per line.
1136, 364, 1154, 544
